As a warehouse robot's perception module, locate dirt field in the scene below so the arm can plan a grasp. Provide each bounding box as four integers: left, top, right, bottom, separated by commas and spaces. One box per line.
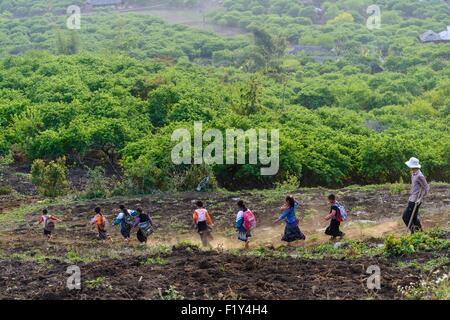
0, 183, 449, 300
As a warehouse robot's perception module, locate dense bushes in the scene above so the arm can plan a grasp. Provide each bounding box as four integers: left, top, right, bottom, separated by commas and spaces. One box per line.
31, 158, 69, 197
0, 1, 449, 191
0, 50, 448, 190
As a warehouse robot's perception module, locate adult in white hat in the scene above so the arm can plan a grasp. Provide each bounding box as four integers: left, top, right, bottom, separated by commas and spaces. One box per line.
402, 157, 430, 233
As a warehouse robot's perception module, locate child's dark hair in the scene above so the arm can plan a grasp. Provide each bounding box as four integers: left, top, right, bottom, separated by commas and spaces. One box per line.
286, 196, 295, 208
328, 194, 336, 201
237, 200, 247, 211
42, 209, 48, 215
137, 207, 143, 214
196, 200, 203, 208
119, 205, 126, 211
95, 207, 101, 214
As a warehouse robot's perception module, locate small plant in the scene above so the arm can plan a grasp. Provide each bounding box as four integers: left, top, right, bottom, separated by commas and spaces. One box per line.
0, 186, 13, 195
159, 285, 184, 300
274, 174, 300, 192
388, 177, 405, 195
85, 276, 112, 290
66, 250, 95, 264
144, 256, 169, 266
176, 240, 199, 249
0, 153, 13, 171
149, 244, 172, 255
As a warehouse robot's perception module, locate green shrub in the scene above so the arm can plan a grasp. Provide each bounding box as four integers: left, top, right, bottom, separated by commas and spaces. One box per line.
82, 167, 110, 199
31, 157, 69, 197
384, 232, 450, 257
384, 235, 415, 257
144, 256, 169, 266
274, 174, 300, 192
0, 186, 13, 195
159, 285, 184, 300
388, 177, 406, 195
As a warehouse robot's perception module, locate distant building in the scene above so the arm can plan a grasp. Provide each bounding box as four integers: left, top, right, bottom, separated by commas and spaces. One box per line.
419, 26, 450, 43
84, 0, 124, 11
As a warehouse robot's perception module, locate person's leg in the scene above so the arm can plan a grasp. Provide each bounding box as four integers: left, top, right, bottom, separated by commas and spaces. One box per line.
411, 203, 423, 233
402, 202, 414, 229
325, 221, 332, 236
336, 221, 344, 238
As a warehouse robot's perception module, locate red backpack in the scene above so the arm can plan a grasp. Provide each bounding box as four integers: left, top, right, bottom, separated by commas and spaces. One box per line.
243, 210, 256, 231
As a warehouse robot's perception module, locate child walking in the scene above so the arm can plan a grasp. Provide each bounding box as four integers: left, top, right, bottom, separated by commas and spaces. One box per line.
275, 196, 305, 246
114, 205, 137, 243
37, 209, 62, 240
91, 207, 112, 242
235, 200, 256, 250
192, 201, 213, 247
324, 194, 345, 240
133, 208, 154, 245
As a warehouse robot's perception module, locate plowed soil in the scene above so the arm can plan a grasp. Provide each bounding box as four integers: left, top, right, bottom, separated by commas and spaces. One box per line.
0, 184, 449, 300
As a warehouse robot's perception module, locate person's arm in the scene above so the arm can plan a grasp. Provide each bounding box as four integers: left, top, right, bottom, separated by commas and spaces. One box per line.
236, 216, 244, 229
418, 175, 430, 199
133, 217, 141, 228
324, 209, 336, 221
275, 208, 290, 223
205, 211, 213, 226
192, 211, 198, 226
50, 215, 62, 222
36, 216, 43, 225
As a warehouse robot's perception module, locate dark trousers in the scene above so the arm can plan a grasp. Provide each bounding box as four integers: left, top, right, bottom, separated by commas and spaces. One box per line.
325, 219, 343, 237
402, 201, 422, 233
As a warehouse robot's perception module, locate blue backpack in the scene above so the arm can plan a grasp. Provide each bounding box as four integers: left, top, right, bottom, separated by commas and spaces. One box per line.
335, 202, 347, 221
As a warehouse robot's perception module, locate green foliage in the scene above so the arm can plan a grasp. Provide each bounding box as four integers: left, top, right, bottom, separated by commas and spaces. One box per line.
144, 256, 169, 266
159, 285, 184, 300
82, 167, 110, 199
274, 174, 300, 193
31, 158, 69, 197
85, 276, 112, 290
0, 1, 448, 191
388, 177, 406, 195
0, 186, 13, 195
384, 232, 450, 257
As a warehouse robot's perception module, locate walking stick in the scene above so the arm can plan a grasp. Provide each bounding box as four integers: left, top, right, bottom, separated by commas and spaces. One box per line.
406, 190, 423, 233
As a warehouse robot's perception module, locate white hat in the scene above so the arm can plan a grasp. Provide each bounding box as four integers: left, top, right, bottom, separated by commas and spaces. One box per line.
405, 157, 421, 169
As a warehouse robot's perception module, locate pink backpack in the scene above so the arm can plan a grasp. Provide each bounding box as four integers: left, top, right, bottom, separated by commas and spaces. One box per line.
243, 210, 256, 231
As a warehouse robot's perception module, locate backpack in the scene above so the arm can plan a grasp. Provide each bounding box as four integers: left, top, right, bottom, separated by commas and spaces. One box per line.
96, 215, 106, 231
335, 202, 347, 222
139, 220, 154, 237
122, 211, 135, 227
44, 217, 55, 231
243, 210, 257, 231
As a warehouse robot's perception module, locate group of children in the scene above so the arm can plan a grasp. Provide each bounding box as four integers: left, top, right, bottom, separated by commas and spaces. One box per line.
36, 194, 346, 247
